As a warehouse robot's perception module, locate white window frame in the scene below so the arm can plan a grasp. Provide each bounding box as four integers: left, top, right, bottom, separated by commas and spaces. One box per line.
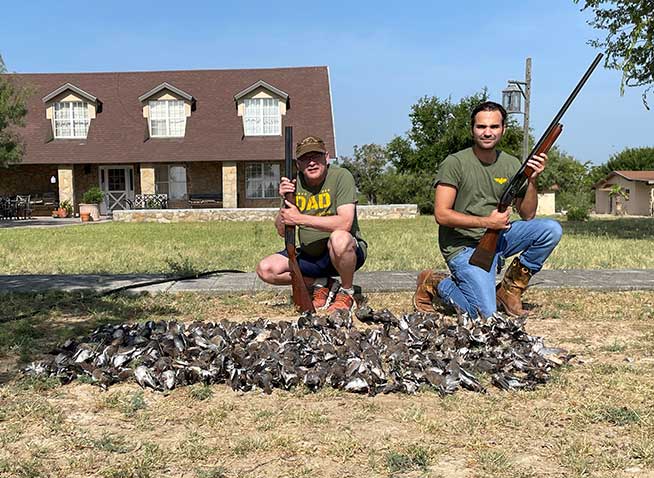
53, 101, 90, 139
246, 162, 280, 199
154, 164, 187, 200
243, 98, 281, 136
148, 100, 186, 138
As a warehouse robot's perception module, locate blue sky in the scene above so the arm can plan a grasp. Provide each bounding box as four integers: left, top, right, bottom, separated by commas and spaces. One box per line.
1, 0, 650, 165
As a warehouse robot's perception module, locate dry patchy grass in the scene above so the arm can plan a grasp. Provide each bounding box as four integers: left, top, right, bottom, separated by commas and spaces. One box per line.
0, 289, 653, 477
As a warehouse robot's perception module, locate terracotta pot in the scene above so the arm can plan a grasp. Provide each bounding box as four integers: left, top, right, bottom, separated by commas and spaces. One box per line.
80, 212, 91, 222
79, 203, 101, 221
56, 208, 68, 218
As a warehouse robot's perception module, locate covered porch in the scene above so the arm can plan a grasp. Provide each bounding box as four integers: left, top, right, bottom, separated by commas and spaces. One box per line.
0, 160, 283, 215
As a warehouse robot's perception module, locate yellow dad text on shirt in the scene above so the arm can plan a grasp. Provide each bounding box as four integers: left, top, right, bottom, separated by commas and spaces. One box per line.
296, 192, 332, 212
494, 177, 508, 185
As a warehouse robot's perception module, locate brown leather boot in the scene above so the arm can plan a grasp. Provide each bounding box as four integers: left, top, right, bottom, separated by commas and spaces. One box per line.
496, 257, 533, 317
413, 269, 448, 313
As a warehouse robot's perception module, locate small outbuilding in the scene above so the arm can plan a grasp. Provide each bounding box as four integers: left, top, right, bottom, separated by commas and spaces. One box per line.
593, 170, 654, 216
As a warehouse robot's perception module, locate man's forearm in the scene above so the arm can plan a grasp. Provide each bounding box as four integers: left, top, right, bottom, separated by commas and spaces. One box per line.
296, 213, 353, 232
435, 208, 489, 229
518, 182, 539, 220
274, 213, 284, 237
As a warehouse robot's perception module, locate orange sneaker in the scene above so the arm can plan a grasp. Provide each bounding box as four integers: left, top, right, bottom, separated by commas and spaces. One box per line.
312, 278, 335, 310
326, 291, 355, 314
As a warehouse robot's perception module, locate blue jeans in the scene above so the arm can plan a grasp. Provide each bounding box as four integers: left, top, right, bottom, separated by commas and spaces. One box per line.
437, 219, 563, 318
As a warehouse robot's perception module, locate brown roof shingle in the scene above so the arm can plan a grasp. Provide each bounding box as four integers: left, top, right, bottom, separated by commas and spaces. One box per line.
10, 66, 335, 165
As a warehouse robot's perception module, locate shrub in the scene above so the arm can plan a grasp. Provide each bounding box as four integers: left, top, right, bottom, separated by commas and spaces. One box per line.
566, 206, 590, 222
556, 190, 593, 212
81, 186, 104, 204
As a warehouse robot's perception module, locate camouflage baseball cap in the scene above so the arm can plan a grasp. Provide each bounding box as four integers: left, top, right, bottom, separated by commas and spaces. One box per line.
296, 135, 327, 158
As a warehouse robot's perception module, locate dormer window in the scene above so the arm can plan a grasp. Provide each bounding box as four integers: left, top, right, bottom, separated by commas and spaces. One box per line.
43, 83, 99, 140
234, 80, 289, 137
149, 100, 186, 137
139, 82, 194, 140
54, 101, 90, 138
244, 98, 280, 136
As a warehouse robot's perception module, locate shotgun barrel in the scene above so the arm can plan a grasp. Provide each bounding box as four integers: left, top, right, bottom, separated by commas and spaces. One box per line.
284, 126, 315, 312
468, 53, 603, 272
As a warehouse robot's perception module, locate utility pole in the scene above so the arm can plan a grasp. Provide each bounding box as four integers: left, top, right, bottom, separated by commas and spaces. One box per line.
502, 57, 532, 161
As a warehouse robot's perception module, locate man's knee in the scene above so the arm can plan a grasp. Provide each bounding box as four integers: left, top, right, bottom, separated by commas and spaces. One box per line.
256, 255, 281, 282
255, 259, 269, 281
541, 219, 563, 245
328, 230, 356, 256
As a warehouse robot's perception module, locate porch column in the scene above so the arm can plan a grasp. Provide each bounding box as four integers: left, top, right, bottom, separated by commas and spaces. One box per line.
222, 161, 238, 208
140, 165, 155, 195
58, 165, 74, 205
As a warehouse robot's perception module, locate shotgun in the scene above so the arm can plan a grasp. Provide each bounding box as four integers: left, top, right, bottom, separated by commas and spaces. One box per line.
284, 126, 316, 313
468, 53, 603, 272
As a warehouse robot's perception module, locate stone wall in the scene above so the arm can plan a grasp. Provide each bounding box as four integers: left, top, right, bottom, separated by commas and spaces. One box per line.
113, 204, 418, 223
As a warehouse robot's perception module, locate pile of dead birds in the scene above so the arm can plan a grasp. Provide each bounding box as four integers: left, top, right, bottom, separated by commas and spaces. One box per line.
25, 307, 569, 395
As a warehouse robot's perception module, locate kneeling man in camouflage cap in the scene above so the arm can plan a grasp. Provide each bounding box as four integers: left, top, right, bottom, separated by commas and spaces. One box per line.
256, 135, 367, 313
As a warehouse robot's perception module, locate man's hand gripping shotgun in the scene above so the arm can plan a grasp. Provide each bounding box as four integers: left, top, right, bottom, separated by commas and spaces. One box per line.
468, 53, 603, 272
283, 126, 316, 313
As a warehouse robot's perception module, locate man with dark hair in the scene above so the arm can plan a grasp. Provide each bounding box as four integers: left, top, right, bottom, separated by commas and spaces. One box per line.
256, 136, 367, 313
413, 101, 562, 318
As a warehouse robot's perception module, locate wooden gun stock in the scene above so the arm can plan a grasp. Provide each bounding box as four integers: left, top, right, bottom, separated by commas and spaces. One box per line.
284, 126, 315, 313
468, 125, 562, 272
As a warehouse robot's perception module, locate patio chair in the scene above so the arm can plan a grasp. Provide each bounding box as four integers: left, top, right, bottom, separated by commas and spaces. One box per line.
131, 193, 168, 209
15, 195, 32, 219
0, 197, 17, 220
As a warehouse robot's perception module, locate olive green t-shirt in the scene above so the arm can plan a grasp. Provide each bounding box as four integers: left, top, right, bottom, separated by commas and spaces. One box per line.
435, 147, 523, 262
294, 165, 367, 258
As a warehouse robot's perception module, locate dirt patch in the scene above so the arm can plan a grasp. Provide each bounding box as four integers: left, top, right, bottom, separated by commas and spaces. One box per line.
1, 289, 653, 477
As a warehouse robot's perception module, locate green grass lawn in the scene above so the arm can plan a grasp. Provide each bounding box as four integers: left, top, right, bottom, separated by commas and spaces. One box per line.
0, 215, 653, 274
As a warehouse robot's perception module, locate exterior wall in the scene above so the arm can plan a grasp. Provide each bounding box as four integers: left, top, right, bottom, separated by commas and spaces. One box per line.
0, 164, 59, 196
595, 189, 609, 214
187, 162, 222, 195
73, 164, 99, 209
632, 182, 654, 216
536, 192, 555, 216
237, 161, 282, 208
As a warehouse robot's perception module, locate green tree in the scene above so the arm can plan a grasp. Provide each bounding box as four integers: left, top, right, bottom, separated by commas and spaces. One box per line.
387, 90, 524, 174
338, 143, 388, 205
537, 146, 594, 210
376, 170, 435, 214
0, 54, 28, 166
574, 0, 654, 108
589, 146, 654, 185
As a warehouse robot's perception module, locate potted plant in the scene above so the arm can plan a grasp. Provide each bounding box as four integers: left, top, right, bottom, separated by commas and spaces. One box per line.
57, 199, 73, 218
79, 186, 104, 221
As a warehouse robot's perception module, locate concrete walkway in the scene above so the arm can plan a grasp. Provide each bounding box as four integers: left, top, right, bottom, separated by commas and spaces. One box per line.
0, 269, 653, 294
0, 217, 112, 228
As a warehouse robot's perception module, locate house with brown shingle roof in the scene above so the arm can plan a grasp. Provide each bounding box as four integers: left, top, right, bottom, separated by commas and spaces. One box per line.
593, 170, 654, 216
2, 66, 335, 214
